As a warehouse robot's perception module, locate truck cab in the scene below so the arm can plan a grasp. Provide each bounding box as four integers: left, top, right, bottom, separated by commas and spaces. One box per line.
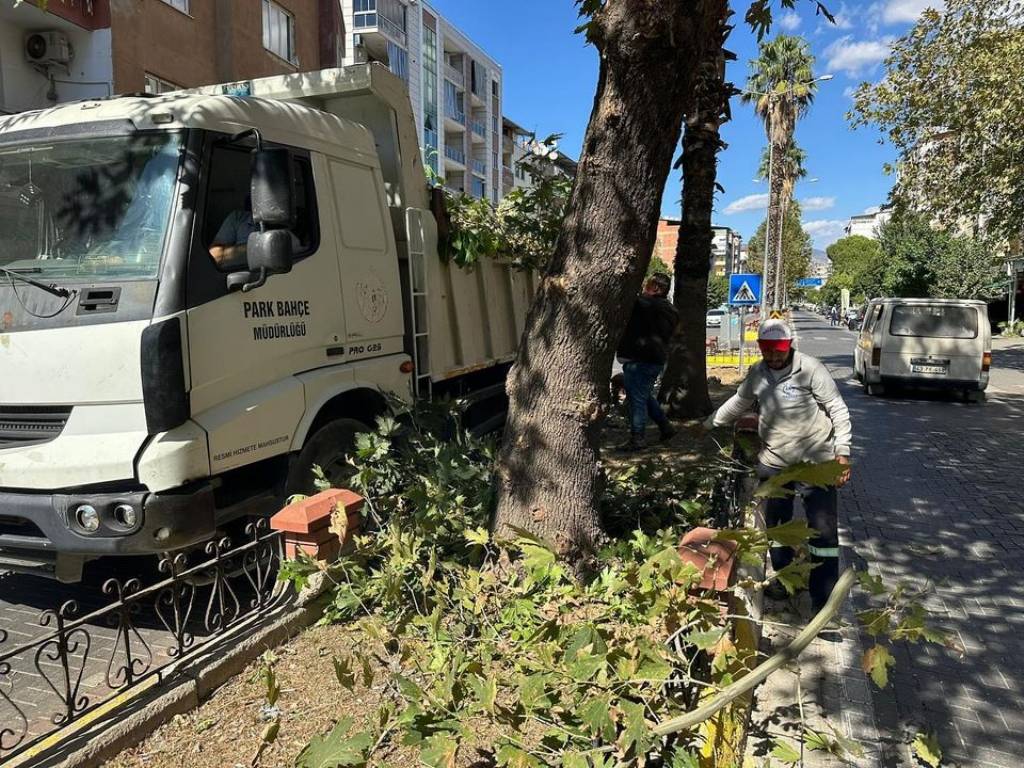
0, 65, 530, 581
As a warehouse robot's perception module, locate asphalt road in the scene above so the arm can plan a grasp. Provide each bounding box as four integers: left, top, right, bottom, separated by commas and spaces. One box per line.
792, 311, 1024, 766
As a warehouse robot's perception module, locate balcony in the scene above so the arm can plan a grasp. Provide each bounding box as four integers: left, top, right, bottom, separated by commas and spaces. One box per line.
444, 102, 466, 132
424, 127, 438, 149
444, 63, 465, 88
353, 10, 407, 60
445, 145, 466, 168
471, 158, 487, 177
470, 120, 487, 141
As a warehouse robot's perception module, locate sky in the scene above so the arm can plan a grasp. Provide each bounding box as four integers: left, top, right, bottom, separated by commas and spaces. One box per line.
428, 0, 946, 254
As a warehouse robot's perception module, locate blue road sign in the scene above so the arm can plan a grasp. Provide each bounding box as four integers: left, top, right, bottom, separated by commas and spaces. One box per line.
797, 277, 825, 288
728, 273, 762, 306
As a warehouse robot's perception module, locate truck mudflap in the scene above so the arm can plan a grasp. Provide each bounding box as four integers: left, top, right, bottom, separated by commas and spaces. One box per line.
0, 483, 216, 582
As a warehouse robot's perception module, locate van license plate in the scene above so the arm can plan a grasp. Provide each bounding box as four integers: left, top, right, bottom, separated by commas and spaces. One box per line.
912, 364, 947, 374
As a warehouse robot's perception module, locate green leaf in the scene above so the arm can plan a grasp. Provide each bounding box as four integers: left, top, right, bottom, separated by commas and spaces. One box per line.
756, 462, 846, 499
774, 561, 818, 595
862, 644, 896, 689
857, 570, 887, 596
463, 526, 490, 546
667, 750, 700, 768
263, 666, 280, 706
803, 728, 833, 753
333, 656, 356, 691
766, 519, 818, 548
359, 653, 375, 688
616, 700, 653, 758
912, 732, 943, 768
561, 754, 590, 768
496, 743, 540, 768
770, 738, 801, 763
520, 540, 556, 574
578, 695, 616, 742
295, 717, 373, 768
682, 627, 727, 651
467, 673, 498, 713
420, 733, 459, 768
517, 673, 553, 711
261, 720, 280, 745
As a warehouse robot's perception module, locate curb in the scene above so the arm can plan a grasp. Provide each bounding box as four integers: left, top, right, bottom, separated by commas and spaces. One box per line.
16, 590, 330, 768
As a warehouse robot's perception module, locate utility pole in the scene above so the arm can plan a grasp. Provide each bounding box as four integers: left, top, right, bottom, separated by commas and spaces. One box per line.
761, 110, 774, 315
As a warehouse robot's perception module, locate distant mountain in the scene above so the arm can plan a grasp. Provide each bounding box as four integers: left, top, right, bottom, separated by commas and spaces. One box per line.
812, 248, 829, 263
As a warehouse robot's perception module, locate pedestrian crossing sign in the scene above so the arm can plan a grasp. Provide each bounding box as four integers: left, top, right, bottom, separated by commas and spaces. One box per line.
728, 273, 762, 306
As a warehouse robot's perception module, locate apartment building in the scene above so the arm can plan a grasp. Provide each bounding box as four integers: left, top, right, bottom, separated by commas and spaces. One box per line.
0, 0, 344, 114
339, 0, 503, 203
651, 220, 743, 277
711, 227, 743, 276
844, 208, 892, 240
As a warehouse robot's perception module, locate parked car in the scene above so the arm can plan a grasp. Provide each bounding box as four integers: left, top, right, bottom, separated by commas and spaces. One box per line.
706, 308, 727, 327
854, 298, 991, 401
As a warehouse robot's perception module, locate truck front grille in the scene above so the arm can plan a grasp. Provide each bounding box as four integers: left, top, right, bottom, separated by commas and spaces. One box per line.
0, 405, 72, 449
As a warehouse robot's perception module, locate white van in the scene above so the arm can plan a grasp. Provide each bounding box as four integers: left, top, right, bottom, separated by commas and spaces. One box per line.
854, 298, 991, 400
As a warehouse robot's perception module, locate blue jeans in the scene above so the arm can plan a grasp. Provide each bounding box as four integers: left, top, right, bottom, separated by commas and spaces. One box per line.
621, 361, 669, 435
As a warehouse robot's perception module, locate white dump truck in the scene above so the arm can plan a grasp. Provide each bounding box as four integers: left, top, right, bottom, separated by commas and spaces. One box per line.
0, 64, 532, 581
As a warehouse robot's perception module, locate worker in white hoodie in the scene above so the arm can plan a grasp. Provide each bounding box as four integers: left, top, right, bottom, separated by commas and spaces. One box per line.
704, 319, 852, 611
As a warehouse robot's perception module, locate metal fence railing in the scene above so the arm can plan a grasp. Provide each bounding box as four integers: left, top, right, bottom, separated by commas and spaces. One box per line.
0, 521, 287, 763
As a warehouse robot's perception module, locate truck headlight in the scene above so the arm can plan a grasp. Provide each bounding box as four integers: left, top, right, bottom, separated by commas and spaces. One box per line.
113, 503, 138, 529
75, 504, 100, 533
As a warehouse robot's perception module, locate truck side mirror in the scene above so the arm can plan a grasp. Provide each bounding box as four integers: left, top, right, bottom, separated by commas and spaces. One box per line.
227, 147, 296, 293
251, 147, 295, 228
226, 230, 293, 293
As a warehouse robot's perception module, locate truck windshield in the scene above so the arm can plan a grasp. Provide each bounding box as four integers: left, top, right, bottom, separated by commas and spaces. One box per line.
890, 304, 979, 339
0, 132, 182, 281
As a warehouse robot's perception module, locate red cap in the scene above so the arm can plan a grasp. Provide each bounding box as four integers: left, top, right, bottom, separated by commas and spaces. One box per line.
758, 339, 792, 354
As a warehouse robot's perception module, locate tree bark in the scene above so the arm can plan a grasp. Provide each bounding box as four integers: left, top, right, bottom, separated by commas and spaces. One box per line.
492, 0, 713, 560
661, 2, 732, 420
765, 103, 795, 311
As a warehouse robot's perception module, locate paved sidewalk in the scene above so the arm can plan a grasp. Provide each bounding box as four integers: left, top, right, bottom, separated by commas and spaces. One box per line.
747, 314, 1024, 767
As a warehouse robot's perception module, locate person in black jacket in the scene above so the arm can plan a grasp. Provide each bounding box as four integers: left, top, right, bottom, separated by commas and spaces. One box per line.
616, 274, 679, 451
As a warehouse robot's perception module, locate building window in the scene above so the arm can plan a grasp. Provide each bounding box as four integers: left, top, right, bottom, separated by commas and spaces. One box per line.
144, 73, 179, 95
159, 0, 189, 13
492, 80, 499, 97
387, 40, 408, 82
262, 0, 297, 65
422, 25, 439, 175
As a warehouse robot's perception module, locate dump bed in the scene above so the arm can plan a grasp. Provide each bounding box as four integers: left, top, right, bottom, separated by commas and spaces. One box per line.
193, 64, 532, 387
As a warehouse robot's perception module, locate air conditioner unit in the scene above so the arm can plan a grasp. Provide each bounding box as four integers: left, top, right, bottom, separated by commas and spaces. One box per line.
25, 31, 72, 66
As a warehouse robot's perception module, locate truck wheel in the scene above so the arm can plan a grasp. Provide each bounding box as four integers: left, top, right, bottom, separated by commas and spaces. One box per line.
866, 382, 885, 397
285, 418, 367, 496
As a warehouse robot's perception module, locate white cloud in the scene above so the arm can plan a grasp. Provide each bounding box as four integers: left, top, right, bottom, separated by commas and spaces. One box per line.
832, 2, 856, 29
842, 85, 857, 100
778, 11, 802, 31
824, 35, 893, 76
803, 219, 848, 248
882, 0, 945, 24
862, 205, 882, 215
724, 193, 769, 215
801, 196, 837, 212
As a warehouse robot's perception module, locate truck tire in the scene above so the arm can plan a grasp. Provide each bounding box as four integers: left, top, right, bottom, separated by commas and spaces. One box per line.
866, 382, 885, 397
285, 418, 366, 496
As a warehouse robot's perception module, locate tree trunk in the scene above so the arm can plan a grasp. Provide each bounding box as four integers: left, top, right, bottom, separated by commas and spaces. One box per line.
765, 104, 794, 311
661, 2, 731, 419
492, 0, 713, 559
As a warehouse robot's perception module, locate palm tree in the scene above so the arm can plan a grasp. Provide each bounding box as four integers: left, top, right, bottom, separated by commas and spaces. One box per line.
742, 35, 818, 309
758, 140, 808, 203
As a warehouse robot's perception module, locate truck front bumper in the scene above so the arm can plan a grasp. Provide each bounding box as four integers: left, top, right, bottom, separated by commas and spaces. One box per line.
0, 483, 216, 581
